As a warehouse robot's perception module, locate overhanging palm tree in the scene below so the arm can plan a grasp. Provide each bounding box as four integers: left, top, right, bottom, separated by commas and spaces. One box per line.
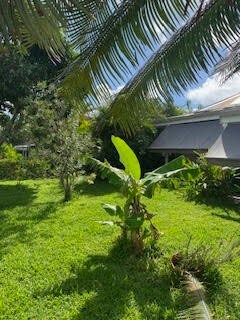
1, 1, 239, 133
60, 0, 239, 134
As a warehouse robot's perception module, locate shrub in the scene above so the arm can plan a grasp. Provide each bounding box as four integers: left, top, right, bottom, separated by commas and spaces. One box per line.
0, 160, 20, 180
19, 158, 51, 179
0, 143, 22, 161
185, 155, 239, 202
0, 158, 50, 180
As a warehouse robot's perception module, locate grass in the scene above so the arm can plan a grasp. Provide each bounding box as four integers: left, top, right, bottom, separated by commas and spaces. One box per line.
0, 178, 240, 319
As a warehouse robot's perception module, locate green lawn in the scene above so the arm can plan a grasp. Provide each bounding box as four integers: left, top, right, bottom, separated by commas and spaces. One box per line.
0, 179, 240, 320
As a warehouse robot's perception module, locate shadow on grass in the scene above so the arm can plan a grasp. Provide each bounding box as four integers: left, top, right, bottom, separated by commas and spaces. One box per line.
0, 182, 60, 258
35, 240, 183, 320
187, 196, 240, 215
211, 212, 240, 223
0, 183, 37, 210
74, 179, 118, 197
0, 201, 59, 247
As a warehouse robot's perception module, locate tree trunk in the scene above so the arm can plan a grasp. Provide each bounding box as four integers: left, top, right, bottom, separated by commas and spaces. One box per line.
131, 230, 144, 255
63, 176, 72, 201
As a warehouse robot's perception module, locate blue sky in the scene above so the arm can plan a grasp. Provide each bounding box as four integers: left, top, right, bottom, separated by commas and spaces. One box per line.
104, 2, 240, 112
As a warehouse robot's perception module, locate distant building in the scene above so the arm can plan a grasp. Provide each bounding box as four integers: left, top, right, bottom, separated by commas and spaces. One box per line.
149, 93, 240, 167
14, 143, 35, 158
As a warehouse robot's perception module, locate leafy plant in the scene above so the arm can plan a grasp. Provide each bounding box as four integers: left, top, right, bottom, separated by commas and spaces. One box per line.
92, 136, 196, 255
25, 82, 95, 201
0, 143, 21, 161
185, 155, 239, 202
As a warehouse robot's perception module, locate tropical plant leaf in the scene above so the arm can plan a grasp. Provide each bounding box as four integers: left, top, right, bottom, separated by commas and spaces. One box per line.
111, 136, 141, 180
0, 0, 100, 59
125, 215, 145, 230
105, 0, 240, 134
102, 203, 123, 218
60, 0, 200, 103
142, 156, 198, 198
214, 39, 240, 82
178, 272, 212, 320
90, 157, 128, 187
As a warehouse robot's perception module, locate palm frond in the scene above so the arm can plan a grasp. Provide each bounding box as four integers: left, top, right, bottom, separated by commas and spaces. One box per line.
105, 0, 240, 134
214, 39, 240, 82
0, 0, 99, 59
61, 0, 200, 104
178, 272, 212, 320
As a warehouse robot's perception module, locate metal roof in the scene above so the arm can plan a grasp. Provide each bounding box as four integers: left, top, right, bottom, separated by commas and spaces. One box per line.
155, 93, 240, 127
149, 120, 223, 153
206, 123, 240, 160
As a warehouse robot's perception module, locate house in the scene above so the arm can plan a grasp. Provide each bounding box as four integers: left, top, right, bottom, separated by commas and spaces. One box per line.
149, 93, 240, 167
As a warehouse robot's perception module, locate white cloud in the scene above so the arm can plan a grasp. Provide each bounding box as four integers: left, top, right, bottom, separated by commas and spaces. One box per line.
186, 73, 240, 106
109, 85, 124, 95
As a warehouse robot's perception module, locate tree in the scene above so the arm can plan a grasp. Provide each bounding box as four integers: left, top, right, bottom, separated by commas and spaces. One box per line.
25, 82, 94, 201
0, 45, 70, 144
92, 136, 197, 255
1, 1, 239, 133
59, 0, 240, 134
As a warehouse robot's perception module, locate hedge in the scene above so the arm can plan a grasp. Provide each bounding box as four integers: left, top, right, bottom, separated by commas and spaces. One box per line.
0, 159, 51, 180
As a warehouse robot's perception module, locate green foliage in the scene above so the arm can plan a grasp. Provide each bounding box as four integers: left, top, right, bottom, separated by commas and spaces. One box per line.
25, 82, 94, 201
185, 156, 239, 202
92, 102, 183, 173
0, 1, 98, 59
59, 1, 239, 134
0, 160, 20, 180
0, 158, 50, 180
92, 137, 195, 254
0, 143, 21, 161
111, 136, 141, 180
0, 46, 71, 145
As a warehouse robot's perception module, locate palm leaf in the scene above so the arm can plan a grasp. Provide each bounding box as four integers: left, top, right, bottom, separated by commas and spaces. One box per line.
178, 272, 212, 320
214, 39, 240, 82
60, 0, 200, 103
105, 0, 240, 134
0, 0, 99, 59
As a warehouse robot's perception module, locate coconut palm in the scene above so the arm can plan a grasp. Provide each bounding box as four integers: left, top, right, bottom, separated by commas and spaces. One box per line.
1, 1, 239, 132
60, 0, 240, 134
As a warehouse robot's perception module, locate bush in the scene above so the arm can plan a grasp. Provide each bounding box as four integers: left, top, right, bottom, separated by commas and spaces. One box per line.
185, 156, 239, 202
0, 143, 22, 161
0, 160, 20, 180
0, 158, 51, 180
19, 159, 51, 179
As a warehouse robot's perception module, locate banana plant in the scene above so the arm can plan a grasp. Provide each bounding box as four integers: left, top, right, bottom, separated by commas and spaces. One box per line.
91, 136, 198, 255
